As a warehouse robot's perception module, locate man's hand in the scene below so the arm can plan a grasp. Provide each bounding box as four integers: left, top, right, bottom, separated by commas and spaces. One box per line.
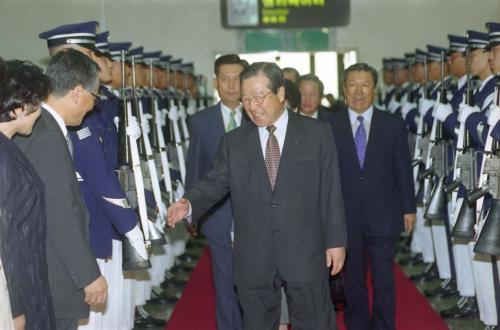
404, 213, 417, 233
167, 198, 190, 228
326, 247, 346, 276
84, 276, 108, 306
13, 314, 25, 330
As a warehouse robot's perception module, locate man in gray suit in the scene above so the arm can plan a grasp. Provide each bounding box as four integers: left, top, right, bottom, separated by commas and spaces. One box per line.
168, 62, 347, 329
14, 49, 108, 330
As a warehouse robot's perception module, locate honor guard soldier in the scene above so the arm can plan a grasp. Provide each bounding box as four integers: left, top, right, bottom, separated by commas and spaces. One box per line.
387, 58, 409, 115
432, 33, 480, 318
410, 45, 454, 286
38, 21, 149, 330
381, 58, 395, 110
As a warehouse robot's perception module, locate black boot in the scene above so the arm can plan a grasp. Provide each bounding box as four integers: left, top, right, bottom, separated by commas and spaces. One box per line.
440, 296, 479, 318
424, 279, 458, 298
407, 253, 424, 266
148, 288, 179, 305
410, 262, 438, 281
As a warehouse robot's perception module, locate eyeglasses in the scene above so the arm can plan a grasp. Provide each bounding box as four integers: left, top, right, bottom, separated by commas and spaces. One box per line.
85, 88, 102, 105
241, 90, 273, 106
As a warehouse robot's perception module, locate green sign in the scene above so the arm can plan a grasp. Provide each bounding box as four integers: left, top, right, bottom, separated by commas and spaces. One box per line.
244, 29, 329, 52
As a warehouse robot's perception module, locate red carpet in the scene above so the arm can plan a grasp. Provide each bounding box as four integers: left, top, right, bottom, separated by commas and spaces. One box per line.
167, 249, 448, 330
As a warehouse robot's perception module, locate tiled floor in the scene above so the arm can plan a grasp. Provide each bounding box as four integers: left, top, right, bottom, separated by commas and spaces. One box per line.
136, 240, 487, 330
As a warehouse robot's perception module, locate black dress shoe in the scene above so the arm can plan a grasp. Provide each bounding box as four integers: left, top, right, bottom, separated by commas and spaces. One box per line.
134, 314, 167, 328
148, 291, 179, 305
410, 262, 438, 281
161, 278, 187, 289
440, 296, 479, 318
170, 263, 195, 273
407, 253, 424, 266
424, 279, 458, 298
484, 325, 500, 330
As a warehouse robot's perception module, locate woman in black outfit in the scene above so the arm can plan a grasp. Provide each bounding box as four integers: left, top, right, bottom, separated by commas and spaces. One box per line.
0, 58, 55, 329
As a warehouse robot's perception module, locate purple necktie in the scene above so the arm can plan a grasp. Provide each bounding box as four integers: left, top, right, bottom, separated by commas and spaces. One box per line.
354, 116, 367, 167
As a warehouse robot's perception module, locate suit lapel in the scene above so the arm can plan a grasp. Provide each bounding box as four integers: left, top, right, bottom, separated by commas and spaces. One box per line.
363, 109, 381, 170
244, 124, 273, 194
338, 109, 362, 173
213, 103, 225, 138
274, 111, 302, 191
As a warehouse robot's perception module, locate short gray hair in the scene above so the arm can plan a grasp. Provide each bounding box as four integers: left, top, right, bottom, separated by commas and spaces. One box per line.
46, 48, 100, 97
343, 63, 378, 87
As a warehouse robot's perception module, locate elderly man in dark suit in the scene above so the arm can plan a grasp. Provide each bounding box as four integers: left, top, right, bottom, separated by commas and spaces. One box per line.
185, 54, 248, 330
297, 73, 336, 124
330, 63, 416, 330
168, 62, 347, 329
14, 49, 107, 330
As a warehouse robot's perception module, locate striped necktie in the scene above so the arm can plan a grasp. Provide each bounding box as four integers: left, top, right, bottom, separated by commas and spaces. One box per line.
226, 110, 237, 132
354, 116, 367, 167
264, 125, 280, 189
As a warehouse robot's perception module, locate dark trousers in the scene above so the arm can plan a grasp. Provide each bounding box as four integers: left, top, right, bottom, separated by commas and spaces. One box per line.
237, 274, 336, 330
207, 234, 243, 330
343, 233, 398, 330
56, 318, 78, 330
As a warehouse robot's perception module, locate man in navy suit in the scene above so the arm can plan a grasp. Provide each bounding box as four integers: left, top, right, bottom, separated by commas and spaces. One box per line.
185, 54, 248, 330
330, 63, 416, 330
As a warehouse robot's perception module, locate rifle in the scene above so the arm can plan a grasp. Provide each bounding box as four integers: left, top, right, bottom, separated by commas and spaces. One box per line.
423, 50, 450, 222
117, 52, 151, 270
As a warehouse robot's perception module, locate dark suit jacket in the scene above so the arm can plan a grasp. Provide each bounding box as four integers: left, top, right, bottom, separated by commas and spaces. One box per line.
185, 110, 347, 287
185, 103, 247, 239
14, 109, 100, 319
318, 108, 335, 127
330, 108, 416, 240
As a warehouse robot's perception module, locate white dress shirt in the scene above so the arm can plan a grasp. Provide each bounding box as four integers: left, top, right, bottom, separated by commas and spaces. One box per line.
258, 108, 288, 156
299, 110, 318, 119
220, 102, 243, 129
42, 102, 67, 136
457, 75, 467, 90
348, 106, 374, 139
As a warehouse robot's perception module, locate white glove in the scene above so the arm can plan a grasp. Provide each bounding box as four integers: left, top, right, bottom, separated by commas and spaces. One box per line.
126, 116, 142, 140
418, 98, 435, 116
156, 110, 165, 126
168, 106, 179, 121
125, 225, 148, 260
141, 113, 152, 135
458, 104, 480, 123
178, 106, 187, 120
401, 102, 416, 119
487, 105, 500, 126
388, 98, 400, 113
433, 102, 453, 122
113, 116, 120, 131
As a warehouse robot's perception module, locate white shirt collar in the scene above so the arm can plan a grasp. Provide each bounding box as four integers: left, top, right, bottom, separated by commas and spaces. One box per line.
457, 75, 467, 90
220, 102, 243, 127
258, 108, 289, 156
479, 75, 495, 92
42, 102, 68, 136
348, 106, 374, 125
299, 110, 318, 119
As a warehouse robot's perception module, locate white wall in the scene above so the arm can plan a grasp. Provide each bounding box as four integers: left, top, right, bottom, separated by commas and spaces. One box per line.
334, 0, 500, 67
1, 0, 499, 83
